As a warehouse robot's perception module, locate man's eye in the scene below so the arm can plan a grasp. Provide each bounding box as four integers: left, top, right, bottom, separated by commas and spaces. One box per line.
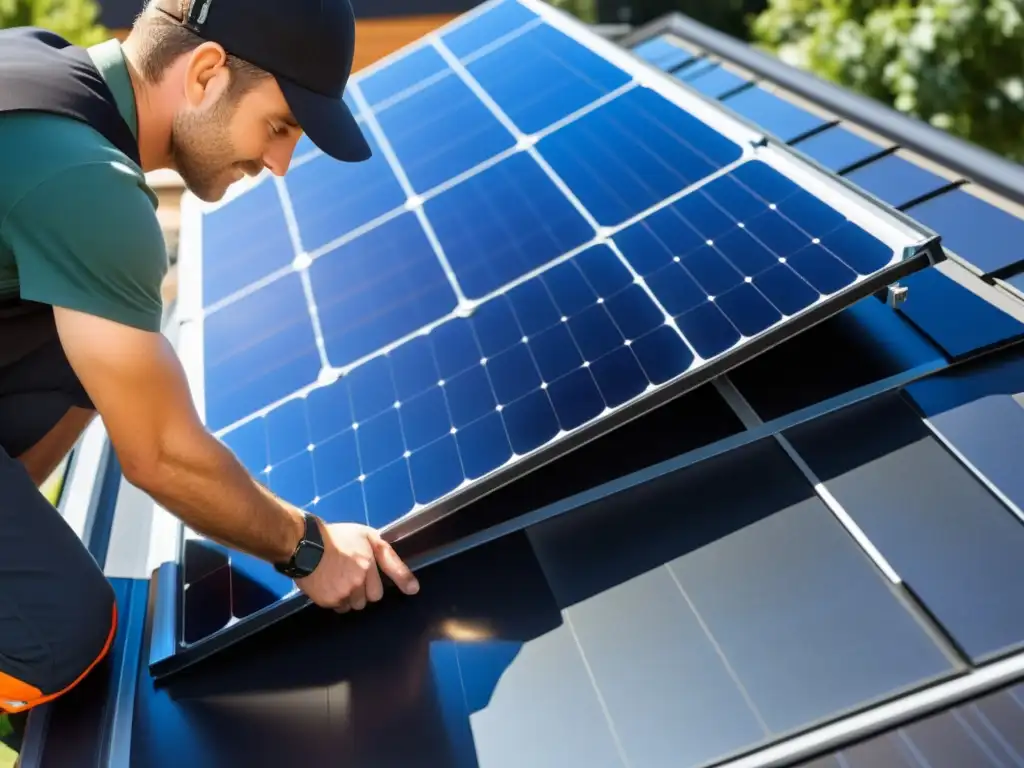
269, 123, 285, 137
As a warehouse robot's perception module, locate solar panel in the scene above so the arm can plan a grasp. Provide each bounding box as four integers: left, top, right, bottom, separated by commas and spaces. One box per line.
158, 0, 943, 675
630, 35, 697, 72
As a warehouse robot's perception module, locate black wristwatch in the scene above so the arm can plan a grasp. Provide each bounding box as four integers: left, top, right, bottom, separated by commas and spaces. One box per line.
273, 512, 325, 579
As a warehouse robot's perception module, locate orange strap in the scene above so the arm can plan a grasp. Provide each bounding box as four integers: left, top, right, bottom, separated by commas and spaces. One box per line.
0, 602, 118, 714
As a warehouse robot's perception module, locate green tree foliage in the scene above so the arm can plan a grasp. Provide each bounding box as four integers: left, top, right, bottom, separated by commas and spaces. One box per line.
0, 0, 108, 47
752, 0, 1024, 160
550, 0, 598, 23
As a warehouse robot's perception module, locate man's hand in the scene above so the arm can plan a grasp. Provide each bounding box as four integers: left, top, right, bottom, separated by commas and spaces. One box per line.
297, 522, 420, 612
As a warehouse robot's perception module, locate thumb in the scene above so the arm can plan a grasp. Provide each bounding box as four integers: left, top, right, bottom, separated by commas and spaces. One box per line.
371, 534, 420, 595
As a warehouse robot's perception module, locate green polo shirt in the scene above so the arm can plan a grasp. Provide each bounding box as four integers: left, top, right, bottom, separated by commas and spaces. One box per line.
0, 38, 167, 333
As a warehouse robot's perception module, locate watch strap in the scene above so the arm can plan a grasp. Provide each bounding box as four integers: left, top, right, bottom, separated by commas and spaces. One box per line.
273, 512, 325, 579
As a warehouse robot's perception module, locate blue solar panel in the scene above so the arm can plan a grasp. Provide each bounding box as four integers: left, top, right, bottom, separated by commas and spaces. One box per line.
203, 272, 322, 432
222, 241, 695, 531
631, 35, 696, 72
537, 86, 743, 226
200, 180, 294, 307
466, 22, 632, 135
441, 0, 539, 60
284, 133, 405, 254
842, 153, 953, 209
166, 0, 939, 666
424, 151, 593, 297
791, 125, 887, 173
309, 211, 460, 368
683, 64, 750, 99
721, 86, 828, 143
903, 187, 1024, 275
359, 45, 451, 107
375, 72, 516, 192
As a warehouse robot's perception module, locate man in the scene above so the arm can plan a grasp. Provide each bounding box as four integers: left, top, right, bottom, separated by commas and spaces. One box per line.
0, 0, 420, 741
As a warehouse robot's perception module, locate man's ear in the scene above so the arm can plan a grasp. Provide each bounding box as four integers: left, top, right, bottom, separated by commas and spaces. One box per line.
183, 41, 230, 108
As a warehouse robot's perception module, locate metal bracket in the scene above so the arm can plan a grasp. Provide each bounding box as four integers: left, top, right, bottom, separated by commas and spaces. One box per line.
887, 283, 909, 308
903, 236, 947, 267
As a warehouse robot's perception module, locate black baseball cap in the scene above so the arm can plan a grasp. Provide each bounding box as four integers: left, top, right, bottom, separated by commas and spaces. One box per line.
154, 0, 372, 162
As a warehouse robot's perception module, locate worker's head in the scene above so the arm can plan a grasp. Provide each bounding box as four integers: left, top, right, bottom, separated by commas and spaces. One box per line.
125, 0, 370, 202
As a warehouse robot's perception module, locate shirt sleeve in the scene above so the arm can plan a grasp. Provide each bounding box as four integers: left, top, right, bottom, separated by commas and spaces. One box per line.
2, 160, 168, 332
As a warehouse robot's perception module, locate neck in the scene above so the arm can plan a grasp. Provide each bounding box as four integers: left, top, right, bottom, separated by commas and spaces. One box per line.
120, 41, 175, 173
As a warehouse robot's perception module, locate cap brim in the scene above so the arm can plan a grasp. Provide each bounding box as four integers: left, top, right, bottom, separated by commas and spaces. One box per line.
278, 78, 372, 163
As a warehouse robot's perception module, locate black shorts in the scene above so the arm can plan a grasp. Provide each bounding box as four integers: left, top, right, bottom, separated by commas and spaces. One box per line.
0, 334, 116, 721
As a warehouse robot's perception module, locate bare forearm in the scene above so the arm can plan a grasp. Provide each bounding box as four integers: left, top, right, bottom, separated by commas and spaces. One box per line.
137, 429, 304, 563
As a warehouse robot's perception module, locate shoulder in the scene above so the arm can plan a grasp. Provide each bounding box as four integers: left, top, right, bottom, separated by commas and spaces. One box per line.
0, 109, 161, 258
0, 110, 158, 216
6, 158, 166, 275
0, 115, 167, 332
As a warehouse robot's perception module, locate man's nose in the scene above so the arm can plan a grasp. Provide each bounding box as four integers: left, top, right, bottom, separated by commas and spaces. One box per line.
264, 136, 299, 177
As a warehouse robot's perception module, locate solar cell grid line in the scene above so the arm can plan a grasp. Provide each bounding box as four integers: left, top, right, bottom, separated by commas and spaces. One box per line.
272, 175, 332, 373
427, 35, 707, 347
357, 12, 552, 121
346, 81, 470, 308
159, 0, 946, 677
367, 77, 639, 224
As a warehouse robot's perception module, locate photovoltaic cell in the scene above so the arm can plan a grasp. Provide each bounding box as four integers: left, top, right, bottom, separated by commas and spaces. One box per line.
614, 161, 891, 358
721, 86, 828, 143
683, 65, 750, 99
903, 186, 1024, 275
200, 180, 294, 307
309, 212, 459, 368
166, 0, 935, 668
440, 0, 539, 60
631, 35, 696, 72
791, 125, 886, 173
537, 86, 743, 226
675, 59, 717, 83
220, 243, 698, 574
465, 22, 632, 135
358, 45, 450, 107
284, 132, 406, 253
843, 154, 953, 209
375, 73, 516, 193
423, 150, 593, 298
204, 273, 322, 432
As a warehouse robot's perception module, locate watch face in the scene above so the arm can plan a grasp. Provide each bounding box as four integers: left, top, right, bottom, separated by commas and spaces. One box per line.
294, 542, 324, 574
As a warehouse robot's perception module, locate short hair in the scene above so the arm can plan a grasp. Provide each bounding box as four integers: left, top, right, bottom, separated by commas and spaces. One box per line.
130, 0, 269, 97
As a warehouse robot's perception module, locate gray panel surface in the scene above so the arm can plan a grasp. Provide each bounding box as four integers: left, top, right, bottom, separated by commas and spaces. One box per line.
529, 439, 954, 768
557, 567, 767, 768
785, 393, 1024, 662
795, 683, 1024, 767
668, 486, 952, 735
467, 625, 627, 768
922, 393, 1024, 514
